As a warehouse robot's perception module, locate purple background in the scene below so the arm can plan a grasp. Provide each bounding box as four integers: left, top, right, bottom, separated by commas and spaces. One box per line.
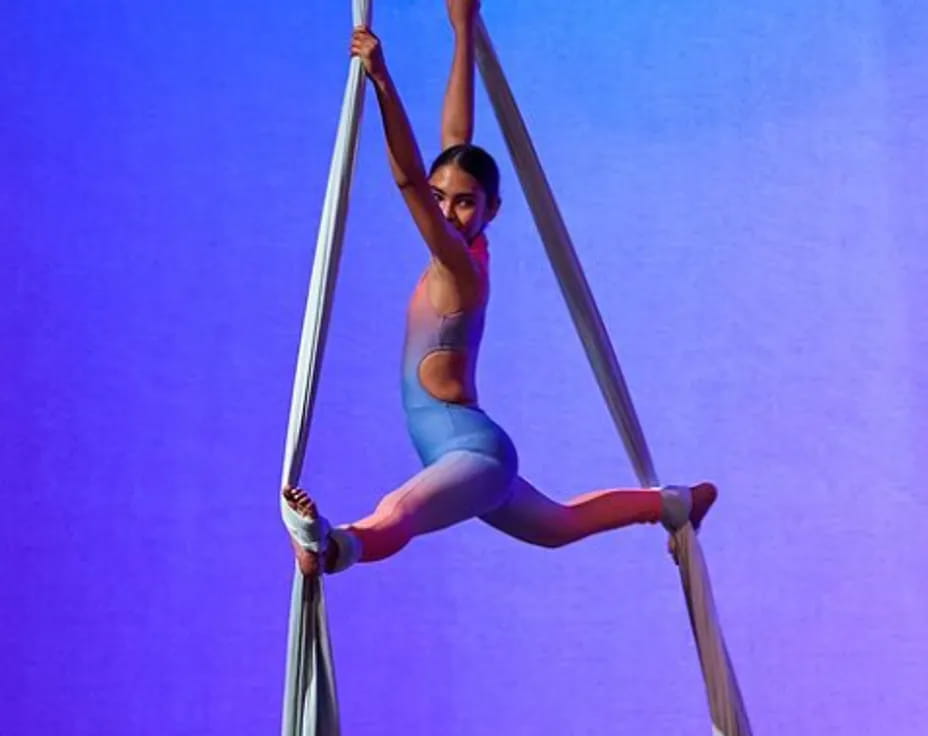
3, 1, 927, 733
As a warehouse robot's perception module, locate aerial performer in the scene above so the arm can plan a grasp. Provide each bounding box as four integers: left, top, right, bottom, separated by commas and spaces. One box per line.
281, 0, 717, 576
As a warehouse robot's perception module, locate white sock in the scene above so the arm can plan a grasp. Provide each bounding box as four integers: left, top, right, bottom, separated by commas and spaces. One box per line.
660, 485, 693, 531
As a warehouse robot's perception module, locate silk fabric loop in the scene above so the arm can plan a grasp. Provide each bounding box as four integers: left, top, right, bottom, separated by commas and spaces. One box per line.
474, 17, 753, 736
279, 6, 752, 735
280, 2, 371, 735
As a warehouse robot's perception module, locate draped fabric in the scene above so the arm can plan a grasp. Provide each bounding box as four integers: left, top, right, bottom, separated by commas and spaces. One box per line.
279, 2, 370, 734
280, 6, 750, 734
474, 18, 753, 736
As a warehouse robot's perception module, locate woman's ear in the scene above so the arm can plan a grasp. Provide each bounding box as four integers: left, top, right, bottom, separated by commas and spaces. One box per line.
486, 196, 502, 223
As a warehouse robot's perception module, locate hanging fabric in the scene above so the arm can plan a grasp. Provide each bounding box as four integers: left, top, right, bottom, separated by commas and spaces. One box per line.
473, 17, 753, 736
280, 5, 749, 734
279, 2, 371, 735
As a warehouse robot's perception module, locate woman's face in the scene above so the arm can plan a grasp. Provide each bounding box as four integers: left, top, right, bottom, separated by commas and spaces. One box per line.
429, 164, 498, 242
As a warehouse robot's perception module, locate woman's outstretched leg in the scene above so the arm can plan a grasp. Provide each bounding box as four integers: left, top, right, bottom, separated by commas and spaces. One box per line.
285, 449, 515, 574
480, 476, 716, 548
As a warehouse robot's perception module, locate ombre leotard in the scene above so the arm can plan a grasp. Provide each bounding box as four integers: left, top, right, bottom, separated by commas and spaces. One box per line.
341, 236, 519, 562
342, 235, 665, 565
401, 236, 517, 473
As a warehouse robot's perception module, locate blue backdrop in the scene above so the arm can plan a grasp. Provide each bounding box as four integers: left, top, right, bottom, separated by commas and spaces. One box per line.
3, 1, 926, 733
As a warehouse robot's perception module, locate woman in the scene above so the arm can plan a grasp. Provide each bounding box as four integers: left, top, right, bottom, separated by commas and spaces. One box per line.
282, 1, 716, 575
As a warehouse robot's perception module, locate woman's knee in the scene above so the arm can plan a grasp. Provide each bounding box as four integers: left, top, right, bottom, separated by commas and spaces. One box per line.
482, 463, 518, 512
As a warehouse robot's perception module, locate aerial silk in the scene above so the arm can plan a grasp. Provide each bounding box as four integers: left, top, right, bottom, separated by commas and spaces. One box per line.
279, 4, 751, 735
279, 1, 370, 734
473, 18, 753, 736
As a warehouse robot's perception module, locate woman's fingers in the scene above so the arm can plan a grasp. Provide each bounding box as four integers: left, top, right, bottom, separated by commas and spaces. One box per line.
351, 27, 374, 43
350, 38, 373, 57
347, 26, 386, 79
351, 28, 379, 47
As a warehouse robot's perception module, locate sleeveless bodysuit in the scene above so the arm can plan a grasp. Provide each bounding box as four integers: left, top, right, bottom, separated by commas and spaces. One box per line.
340, 237, 664, 566
400, 235, 518, 474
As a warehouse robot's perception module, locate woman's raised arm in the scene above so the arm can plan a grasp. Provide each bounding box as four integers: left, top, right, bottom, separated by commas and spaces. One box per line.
440, 0, 479, 149
351, 27, 474, 276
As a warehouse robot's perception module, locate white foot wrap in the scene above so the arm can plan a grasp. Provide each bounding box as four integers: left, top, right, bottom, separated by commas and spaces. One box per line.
660, 485, 693, 532
280, 495, 332, 554
328, 528, 362, 574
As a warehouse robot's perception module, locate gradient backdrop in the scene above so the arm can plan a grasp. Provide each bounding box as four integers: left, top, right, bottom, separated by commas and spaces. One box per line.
3, 1, 927, 734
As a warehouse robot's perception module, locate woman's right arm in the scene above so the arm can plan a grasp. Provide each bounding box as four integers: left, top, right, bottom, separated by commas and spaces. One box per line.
351, 28, 474, 277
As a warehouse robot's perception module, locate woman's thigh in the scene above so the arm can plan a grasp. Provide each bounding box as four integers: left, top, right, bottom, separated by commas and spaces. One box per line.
358, 449, 515, 536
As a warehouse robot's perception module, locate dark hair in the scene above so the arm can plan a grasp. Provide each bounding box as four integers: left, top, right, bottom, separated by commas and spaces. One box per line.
429, 144, 500, 203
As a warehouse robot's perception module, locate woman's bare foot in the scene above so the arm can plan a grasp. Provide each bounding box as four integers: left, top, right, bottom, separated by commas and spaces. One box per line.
283, 487, 323, 577
289, 535, 321, 576
689, 482, 718, 531
283, 486, 318, 520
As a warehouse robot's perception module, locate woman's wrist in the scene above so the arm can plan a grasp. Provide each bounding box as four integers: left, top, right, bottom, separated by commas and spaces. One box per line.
370, 69, 392, 92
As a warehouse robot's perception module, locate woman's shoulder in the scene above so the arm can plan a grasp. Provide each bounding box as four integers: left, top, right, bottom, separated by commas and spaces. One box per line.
423, 256, 488, 312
